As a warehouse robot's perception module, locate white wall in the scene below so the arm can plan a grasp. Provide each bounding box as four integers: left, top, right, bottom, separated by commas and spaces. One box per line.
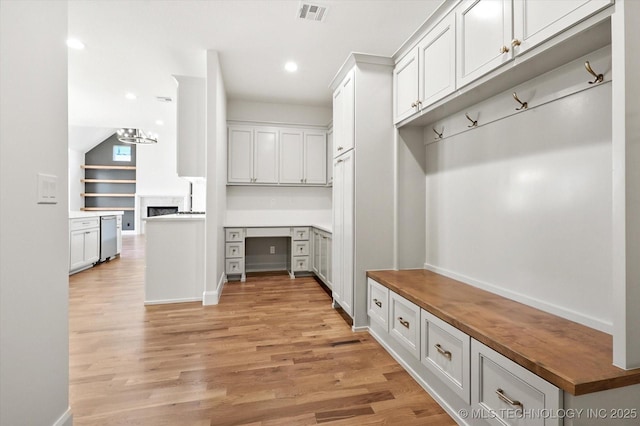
68, 148, 84, 211
424, 83, 612, 332
0, 2, 72, 425
227, 100, 331, 126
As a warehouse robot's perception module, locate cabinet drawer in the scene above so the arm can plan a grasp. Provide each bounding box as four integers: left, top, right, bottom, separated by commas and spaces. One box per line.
225, 228, 243, 242
292, 227, 309, 240
421, 309, 471, 404
70, 217, 99, 231
225, 242, 244, 259
225, 259, 244, 275
367, 278, 389, 330
389, 291, 421, 360
293, 256, 309, 271
293, 241, 309, 256
472, 339, 562, 426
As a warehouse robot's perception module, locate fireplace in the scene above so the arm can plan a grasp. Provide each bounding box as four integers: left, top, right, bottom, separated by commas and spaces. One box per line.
147, 206, 179, 217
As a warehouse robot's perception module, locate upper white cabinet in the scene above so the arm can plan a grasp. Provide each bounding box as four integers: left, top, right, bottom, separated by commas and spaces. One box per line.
456, 0, 513, 88
279, 130, 327, 185
394, 14, 456, 123
174, 75, 205, 178
332, 69, 355, 158
512, 0, 612, 55
228, 126, 278, 184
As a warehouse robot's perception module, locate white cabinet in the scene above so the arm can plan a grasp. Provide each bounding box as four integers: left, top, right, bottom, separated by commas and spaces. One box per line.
332, 69, 355, 158
174, 75, 205, 178
311, 228, 332, 288
513, 0, 612, 56
279, 130, 327, 185
116, 215, 122, 255
456, 0, 513, 88
389, 292, 421, 360
332, 150, 354, 316
228, 126, 278, 184
69, 217, 100, 273
326, 128, 333, 185
394, 13, 456, 123
367, 278, 389, 330
472, 339, 562, 426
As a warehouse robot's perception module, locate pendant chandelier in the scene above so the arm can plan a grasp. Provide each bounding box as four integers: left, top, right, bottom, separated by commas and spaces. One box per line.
116, 128, 158, 144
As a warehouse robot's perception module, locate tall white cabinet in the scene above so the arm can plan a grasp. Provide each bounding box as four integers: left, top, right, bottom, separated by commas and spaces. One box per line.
330, 54, 395, 328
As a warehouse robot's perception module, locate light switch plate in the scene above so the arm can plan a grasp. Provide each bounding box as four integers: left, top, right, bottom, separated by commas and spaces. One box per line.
37, 173, 58, 204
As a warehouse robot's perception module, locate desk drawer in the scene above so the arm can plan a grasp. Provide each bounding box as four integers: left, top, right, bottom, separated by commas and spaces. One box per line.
293, 256, 309, 271
225, 228, 243, 242
368, 278, 389, 330
472, 339, 562, 426
225, 259, 244, 275
225, 242, 244, 259
70, 217, 100, 231
422, 309, 470, 404
292, 227, 309, 240
389, 291, 420, 360
293, 241, 309, 256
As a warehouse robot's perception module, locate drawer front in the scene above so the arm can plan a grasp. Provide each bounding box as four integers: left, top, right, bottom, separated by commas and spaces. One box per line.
225, 228, 243, 242
422, 309, 470, 404
293, 256, 309, 271
367, 278, 389, 330
70, 217, 99, 231
293, 241, 309, 256
292, 227, 309, 240
472, 339, 562, 426
389, 291, 421, 360
225, 242, 244, 259
225, 258, 244, 275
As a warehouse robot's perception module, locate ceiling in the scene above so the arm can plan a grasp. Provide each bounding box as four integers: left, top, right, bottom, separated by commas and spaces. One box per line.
68, 0, 443, 151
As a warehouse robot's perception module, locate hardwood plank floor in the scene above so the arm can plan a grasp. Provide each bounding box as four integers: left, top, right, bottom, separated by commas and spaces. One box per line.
69, 235, 455, 425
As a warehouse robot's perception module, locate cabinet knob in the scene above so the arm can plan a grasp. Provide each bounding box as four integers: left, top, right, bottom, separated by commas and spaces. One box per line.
500, 45, 510, 54
511, 39, 521, 47
411, 102, 417, 108
300, 178, 304, 183
337, 146, 343, 151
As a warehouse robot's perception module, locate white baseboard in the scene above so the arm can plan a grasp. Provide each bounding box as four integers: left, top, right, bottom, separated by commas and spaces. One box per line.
144, 297, 201, 305
423, 263, 612, 333
203, 273, 226, 305
53, 407, 72, 426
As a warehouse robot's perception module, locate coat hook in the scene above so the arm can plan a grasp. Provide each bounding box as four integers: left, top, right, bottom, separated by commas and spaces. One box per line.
433, 127, 443, 140
584, 61, 603, 84
512, 92, 528, 111
465, 113, 478, 128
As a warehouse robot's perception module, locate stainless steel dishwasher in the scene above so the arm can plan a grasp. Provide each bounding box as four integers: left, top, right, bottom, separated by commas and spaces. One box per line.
100, 215, 117, 261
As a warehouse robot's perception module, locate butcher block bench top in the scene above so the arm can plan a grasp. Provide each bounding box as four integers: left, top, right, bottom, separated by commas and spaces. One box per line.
366, 269, 640, 396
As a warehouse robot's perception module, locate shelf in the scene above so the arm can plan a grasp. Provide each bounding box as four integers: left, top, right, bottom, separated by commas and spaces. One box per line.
81, 193, 135, 197
81, 165, 136, 170
81, 207, 134, 211
82, 179, 136, 184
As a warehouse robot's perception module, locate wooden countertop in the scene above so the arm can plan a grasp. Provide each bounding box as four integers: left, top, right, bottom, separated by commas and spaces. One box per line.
367, 269, 640, 396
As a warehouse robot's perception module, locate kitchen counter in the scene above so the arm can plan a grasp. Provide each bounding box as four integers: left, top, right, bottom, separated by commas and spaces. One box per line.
224, 221, 332, 233
144, 213, 205, 221
70, 210, 124, 219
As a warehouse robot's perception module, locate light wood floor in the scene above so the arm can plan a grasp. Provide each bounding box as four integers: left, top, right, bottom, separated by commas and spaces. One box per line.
69, 235, 455, 425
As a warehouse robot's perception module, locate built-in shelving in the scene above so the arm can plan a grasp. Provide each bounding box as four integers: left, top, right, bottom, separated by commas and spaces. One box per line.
81, 178, 136, 184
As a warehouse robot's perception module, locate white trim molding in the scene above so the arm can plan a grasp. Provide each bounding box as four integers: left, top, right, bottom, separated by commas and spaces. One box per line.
53, 408, 72, 426
203, 273, 226, 305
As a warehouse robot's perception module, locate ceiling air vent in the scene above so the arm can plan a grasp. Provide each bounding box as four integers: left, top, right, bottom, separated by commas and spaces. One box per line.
298, 2, 327, 22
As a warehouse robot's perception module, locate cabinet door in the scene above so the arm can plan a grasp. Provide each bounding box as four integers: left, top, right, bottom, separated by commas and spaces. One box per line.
253, 128, 279, 184
319, 234, 328, 282
70, 231, 86, 271
512, 0, 612, 55
333, 69, 355, 157
304, 132, 327, 185
313, 230, 320, 275
84, 228, 100, 264
332, 159, 344, 304
394, 47, 419, 123
326, 130, 333, 185
228, 127, 254, 183
333, 151, 354, 316
326, 235, 332, 287
456, 0, 512, 88
279, 130, 304, 184
418, 13, 456, 108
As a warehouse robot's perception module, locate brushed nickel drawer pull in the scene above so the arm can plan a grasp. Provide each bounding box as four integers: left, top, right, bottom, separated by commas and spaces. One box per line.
373, 299, 382, 308
496, 388, 523, 411
434, 344, 452, 360
398, 317, 410, 328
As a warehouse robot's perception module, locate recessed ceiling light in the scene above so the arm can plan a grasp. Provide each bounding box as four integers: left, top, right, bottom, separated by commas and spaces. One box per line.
66, 38, 85, 50
285, 61, 298, 72
125, 93, 137, 100
155, 120, 164, 126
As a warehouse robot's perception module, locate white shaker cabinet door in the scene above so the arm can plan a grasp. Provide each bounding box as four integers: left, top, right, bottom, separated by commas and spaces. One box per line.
279, 130, 304, 184
253, 128, 279, 184
332, 150, 354, 316
228, 127, 254, 183
456, 0, 513, 88
304, 132, 327, 185
418, 13, 456, 108
84, 228, 100, 264
333, 70, 355, 158
393, 47, 419, 123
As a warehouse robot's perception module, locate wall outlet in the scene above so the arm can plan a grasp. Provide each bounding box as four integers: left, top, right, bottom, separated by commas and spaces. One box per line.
270, 246, 276, 254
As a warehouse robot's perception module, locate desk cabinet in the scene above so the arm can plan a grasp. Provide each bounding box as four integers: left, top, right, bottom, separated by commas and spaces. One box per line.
70, 217, 100, 273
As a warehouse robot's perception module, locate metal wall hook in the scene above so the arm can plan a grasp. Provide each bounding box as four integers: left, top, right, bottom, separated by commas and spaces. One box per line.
433, 127, 443, 140
465, 113, 478, 128
512, 92, 528, 111
584, 61, 603, 84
